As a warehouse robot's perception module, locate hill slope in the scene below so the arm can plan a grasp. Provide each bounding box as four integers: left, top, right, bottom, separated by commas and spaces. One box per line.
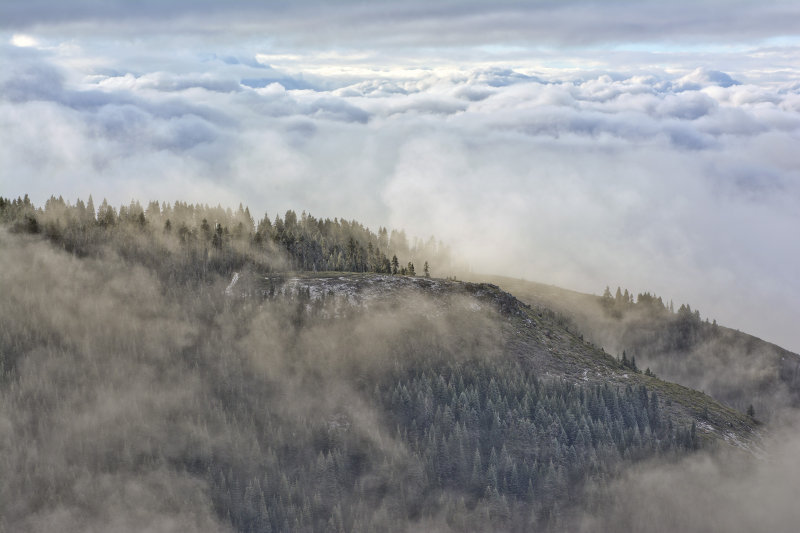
0, 231, 759, 533
468, 274, 800, 421
260, 272, 757, 446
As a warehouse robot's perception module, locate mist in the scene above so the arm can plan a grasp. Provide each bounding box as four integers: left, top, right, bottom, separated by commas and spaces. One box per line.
576, 416, 800, 533
0, 231, 228, 532
2, 223, 748, 532
2, 14, 800, 353
476, 275, 800, 423
3, 1, 800, 530
0, 229, 509, 531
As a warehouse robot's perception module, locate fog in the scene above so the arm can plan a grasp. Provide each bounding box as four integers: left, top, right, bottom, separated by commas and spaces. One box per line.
1, 30, 798, 353
0, 231, 228, 532
0, 229, 505, 531
2, 217, 799, 531
577, 416, 800, 533
478, 275, 800, 422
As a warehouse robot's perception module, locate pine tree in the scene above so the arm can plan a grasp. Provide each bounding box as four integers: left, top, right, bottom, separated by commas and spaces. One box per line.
86, 195, 95, 222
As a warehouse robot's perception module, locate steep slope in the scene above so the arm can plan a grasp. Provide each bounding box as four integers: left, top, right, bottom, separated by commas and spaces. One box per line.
468, 274, 800, 421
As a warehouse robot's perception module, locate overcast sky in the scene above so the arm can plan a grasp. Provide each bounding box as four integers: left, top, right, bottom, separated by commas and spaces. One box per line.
1, 0, 799, 352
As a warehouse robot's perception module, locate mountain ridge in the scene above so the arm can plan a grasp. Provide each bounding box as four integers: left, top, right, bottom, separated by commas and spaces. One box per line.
0, 197, 779, 531
466, 273, 800, 421
227, 270, 760, 451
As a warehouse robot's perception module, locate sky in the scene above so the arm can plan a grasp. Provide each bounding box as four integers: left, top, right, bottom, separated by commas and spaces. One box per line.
1, 0, 799, 352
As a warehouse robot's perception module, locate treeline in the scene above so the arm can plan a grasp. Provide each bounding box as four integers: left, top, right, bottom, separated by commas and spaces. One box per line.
601, 285, 715, 352
597, 284, 799, 419
602, 286, 704, 321
0, 194, 448, 284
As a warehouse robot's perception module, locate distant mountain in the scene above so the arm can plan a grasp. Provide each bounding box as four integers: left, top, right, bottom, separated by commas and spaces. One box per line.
469, 275, 800, 421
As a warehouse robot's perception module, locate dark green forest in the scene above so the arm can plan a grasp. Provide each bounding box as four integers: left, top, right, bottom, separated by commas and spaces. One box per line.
0, 195, 756, 532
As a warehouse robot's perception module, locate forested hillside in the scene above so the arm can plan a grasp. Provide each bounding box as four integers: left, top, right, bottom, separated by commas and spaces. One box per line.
0, 196, 760, 532
472, 275, 800, 422
0, 194, 450, 284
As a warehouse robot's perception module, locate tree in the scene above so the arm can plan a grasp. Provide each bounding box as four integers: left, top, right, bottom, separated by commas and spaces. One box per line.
601, 286, 613, 310
201, 218, 212, 241
747, 404, 755, 418
97, 199, 116, 227
424, 261, 430, 278
86, 195, 95, 222
391, 255, 399, 275
407, 262, 415, 276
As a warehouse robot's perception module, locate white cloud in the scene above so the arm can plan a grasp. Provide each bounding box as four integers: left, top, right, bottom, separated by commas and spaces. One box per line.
10, 33, 39, 47
1, 6, 799, 354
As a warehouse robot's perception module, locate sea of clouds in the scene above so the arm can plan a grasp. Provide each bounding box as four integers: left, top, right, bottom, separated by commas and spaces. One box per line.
1, 0, 799, 351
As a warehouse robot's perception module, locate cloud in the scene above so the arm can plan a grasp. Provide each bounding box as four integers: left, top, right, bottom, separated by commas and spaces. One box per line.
576, 418, 800, 533
1, 14, 799, 356
674, 67, 740, 91
10, 33, 39, 47
4, 1, 800, 51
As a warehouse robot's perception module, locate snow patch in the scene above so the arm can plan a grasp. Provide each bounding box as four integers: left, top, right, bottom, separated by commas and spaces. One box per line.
224, 272, 240, 295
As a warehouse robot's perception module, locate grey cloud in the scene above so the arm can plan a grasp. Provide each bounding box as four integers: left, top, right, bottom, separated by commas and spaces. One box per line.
673, 68, 740, 92
309, 97, 370, 123
2, 38, 799, 356
657, 92, 717, 120
5, 1, 800, 49
2, 64, 64, 102
213, 54, 269, 69
336, 81, 412, 98
386, 97, 467, 117
470, 67, 543, 88
453, 85, 494, 102
0, 62, 233, 127
237, 87, 372, 122
665, 124, 716, 150
138, 73, 243, 93
284, 118, 318, 140
242, 77, 318, 91
576, 421, 800, 533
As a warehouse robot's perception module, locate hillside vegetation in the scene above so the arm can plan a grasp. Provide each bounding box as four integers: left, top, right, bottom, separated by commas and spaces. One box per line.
471, 275, 800, 421
0, 196, 762, 532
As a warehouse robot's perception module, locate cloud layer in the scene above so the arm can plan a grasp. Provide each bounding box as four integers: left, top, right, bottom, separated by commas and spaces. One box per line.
1, 2, 799, 352
4, 1, 800, 49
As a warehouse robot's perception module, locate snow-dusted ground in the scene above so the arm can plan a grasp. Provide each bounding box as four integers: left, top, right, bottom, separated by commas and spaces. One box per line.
224, 272, 240, 295
697, 420, 765, 456
263, 274, 458, 309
